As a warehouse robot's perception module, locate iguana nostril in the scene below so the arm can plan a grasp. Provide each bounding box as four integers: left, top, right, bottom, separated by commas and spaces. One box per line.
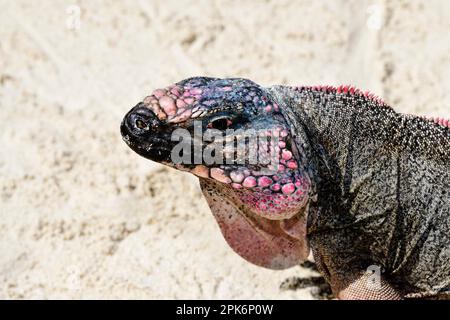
126, 106, 161, 133
135, 119, 148, 130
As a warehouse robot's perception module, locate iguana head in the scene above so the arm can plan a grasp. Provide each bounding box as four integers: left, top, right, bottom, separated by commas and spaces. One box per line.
121, 77, 311, 269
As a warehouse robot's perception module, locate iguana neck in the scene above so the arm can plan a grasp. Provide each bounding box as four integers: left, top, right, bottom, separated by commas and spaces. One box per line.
267, 85, 404, 214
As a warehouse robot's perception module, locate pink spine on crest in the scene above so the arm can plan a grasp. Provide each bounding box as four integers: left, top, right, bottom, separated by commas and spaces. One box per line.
296, 85, 386, 105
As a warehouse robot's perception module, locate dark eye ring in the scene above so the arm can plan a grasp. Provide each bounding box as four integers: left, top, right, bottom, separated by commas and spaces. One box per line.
207, 117, 232, 130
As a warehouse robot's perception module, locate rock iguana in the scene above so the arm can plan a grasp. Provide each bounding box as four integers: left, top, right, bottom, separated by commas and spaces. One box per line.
120, 77, 450, 299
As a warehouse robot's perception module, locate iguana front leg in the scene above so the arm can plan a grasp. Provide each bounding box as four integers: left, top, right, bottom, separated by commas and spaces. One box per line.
311, 235, 404, 300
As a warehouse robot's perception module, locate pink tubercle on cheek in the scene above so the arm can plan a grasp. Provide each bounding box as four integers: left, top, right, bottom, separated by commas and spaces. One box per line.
281, 150, 292, 161
232, 171, 311, 219
287, 160, 298, 169
258, 176, 273, 188
230, 171, 245, 183
270, 183, 281, 191
281, 183, 295, 195
242, 176, 257, 188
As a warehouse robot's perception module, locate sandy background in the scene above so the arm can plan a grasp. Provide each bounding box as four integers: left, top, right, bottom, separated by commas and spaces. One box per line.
0, 0, 449, 299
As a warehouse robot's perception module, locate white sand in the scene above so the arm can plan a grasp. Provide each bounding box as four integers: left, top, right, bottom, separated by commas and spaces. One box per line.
0, 0, 449, 299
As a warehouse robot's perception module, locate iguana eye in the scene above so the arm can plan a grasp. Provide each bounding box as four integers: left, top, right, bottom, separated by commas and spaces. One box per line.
207, 117, 232, 130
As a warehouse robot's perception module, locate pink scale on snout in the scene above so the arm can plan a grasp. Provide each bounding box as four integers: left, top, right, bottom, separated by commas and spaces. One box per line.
231, 183, 242, 189
257, 176, 273, 188
159, 96, 177, 116
176, 99, 187, 109
184, 98, 195, 104
281, 183, 295, 195
172, 109, 192, 122
189, 88, 203, 95
143, 96, 155, 104
242, 176, 257, 188
170, 87, 181, 97
152, 89, 166, 98
278, 141, 286, 148
264, 105, 272, 112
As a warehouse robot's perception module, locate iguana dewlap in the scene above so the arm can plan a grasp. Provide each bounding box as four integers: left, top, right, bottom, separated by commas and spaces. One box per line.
120, 77, 450, 300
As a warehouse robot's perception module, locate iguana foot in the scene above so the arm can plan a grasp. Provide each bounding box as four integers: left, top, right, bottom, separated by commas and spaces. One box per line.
280, 275, 333, 299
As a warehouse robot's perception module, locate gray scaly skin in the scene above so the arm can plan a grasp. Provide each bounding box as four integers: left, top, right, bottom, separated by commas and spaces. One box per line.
121, 77, 450, 299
